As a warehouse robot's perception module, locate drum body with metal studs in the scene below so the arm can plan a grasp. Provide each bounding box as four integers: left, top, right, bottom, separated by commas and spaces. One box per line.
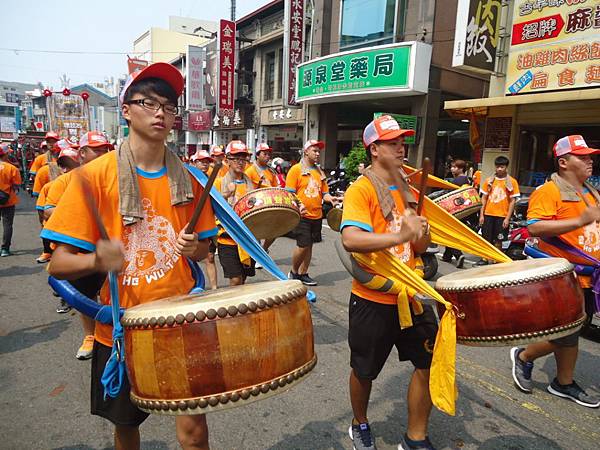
433, 186, 482, 219
435, 258, 586, 346
122, 280, 316, 415
233, 187, 301, 239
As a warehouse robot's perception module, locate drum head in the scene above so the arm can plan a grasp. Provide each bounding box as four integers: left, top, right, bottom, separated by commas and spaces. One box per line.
123, 280, 305, 320
435, 257, 573, 291
243, 208, 300, 240
326, 208, 343, 232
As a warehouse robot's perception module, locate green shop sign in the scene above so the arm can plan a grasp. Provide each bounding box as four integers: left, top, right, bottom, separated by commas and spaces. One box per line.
374, 112, 417, 145
296, 42, 431, 104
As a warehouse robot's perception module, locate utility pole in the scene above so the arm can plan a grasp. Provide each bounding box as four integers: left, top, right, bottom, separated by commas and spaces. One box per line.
231, 0, 236, 21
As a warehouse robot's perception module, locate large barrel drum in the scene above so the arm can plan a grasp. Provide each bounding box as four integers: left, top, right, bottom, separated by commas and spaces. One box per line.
435, 258, 586, 346
122, 280, 316, 415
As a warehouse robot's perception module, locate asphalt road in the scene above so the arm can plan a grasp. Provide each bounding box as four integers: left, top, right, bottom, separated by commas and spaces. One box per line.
1, 194, 598, 450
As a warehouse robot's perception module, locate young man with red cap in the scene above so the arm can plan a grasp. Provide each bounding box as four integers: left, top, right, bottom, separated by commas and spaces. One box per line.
245, 142, 278, 261
190, 149, 218, 290
30, 131, 60, 177
215, 140, 256, 286
285, 139, 341, 286
0, 144, 22, 257
341, 115, 437, 450
42, 62, 218, 449
511, 135, 600, 409
45, 131, 112, 350
210, 144, 229, 178
33, 139, 72, 263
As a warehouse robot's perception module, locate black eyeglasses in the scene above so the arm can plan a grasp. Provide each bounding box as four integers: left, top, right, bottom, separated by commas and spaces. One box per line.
126, 98, 180, 116
228, 156, 249, 162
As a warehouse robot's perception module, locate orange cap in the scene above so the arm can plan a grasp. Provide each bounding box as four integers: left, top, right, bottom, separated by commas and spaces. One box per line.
119, 62, 184, 104
256, 143, 272, 152
303, 139, 325, 151
363, 115, 415, 148
191, 150, 213, 161
45, 131, 60, 141
80, 131, 110, 148
226, 140, 249, 155
553, 135, 600, 157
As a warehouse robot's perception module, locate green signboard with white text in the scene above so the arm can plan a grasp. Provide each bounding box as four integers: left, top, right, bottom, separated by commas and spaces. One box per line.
296, 44, 414, 103
374, 112, 418, 145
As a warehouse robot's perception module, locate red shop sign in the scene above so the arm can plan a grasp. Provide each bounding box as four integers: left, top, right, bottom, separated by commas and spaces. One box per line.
218, 19, 236, 114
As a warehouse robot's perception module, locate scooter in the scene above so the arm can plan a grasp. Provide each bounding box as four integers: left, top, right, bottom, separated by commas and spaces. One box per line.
502, 220, 529, 260
421, 244, 439, 281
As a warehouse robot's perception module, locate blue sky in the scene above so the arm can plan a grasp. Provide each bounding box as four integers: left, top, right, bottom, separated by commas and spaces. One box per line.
1, 0, 268, 88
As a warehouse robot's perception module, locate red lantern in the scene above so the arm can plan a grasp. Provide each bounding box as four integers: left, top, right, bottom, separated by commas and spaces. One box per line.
81, 92, 90, 101
62, 88, 71, 96
43, 89, 52, 97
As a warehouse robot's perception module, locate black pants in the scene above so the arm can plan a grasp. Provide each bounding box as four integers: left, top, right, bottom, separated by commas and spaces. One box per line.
0, 206, 15, 250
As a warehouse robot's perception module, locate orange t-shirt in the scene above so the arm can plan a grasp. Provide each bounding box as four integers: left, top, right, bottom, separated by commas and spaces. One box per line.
285, 162, 328, 219
481, 176, 520, 217
36, 181, 53, 212
29, 153, 50, 175
528, 181, 600, 288
245, 163, 277, 188
340, 176, 416, 305
33, 164, 54, 197
0, 161, 22, 208
214, 176, 250, 246
472, 170, 481, 190
41, 152, 218, 346
45, 171, 74, 208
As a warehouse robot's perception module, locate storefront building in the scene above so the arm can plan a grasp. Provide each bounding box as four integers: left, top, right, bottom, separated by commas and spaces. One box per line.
445, 0, 600, 193
300, 0, 491, 173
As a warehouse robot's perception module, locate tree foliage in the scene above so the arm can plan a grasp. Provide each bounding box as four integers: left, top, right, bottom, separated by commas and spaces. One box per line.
342, 143, 369, 181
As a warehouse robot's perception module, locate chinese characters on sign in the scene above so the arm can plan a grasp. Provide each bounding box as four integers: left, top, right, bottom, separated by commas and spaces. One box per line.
283, 0, 304, 107
187, 110, 212, 131
373, 113, 418, 145
453, 0, 502, 73
296, 43, 419, 103
212, 108, 244, 130
218, 19, 236, 113
186, 45, 204, 110
507, 0, 600, 94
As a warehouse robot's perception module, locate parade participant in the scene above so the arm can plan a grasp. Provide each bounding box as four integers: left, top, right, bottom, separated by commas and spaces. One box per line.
33, 139, 72, 263
190, 149, 218, 290
210, 144, 229, 178
285, 139, 341, 286
29, 131, 60, 176
477, 156, 519, 265
45, 131, 111, 351
245, 142, 278, 260
441, 159, 468, 268
0, 144, 22, 257
340, 115, 436, 450
42, 62, 217, 450
510, 135, 600, 409
214, 140, 255, 286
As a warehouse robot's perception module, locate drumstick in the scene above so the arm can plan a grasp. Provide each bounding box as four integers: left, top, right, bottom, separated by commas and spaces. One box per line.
185, 161, 222, 234
403, 168, 423, 181
416, 158, 431, 215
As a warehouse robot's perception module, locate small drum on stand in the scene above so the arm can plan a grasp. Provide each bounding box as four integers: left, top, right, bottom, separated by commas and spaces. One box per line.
433, 186, 481, 219
122, 280, 316, 415
435, 258, 586, 346
234, 187, 301, 240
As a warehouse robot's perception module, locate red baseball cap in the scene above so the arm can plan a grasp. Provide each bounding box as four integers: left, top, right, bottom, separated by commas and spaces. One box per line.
0, 143, 9, 156
303, 139, 325, 151
553, 135, 600, 157
53, 139, 74, 153
256, 143, 272, 153
210, 144, 224, 156
45, 131, 60, 141
119, 62, 184, 105
80, 131, 110, 148
226, 140, 249, 155
363, 115, 415, 148
40, 140, 48, 149
190, 150, 213, 161
57, 147, 80, 164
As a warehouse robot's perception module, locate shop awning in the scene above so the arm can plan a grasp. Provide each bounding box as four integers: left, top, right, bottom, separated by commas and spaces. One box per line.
444, 88, 600, 118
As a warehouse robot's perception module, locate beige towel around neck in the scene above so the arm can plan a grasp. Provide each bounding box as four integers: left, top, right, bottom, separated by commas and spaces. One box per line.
363, 166, 415, 221
300, 157, 326, 180
550, 172, 600, 204
117, 139, 194, 225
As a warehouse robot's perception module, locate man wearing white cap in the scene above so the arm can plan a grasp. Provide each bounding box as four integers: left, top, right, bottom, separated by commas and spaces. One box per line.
511, 135, 600, 409
285, 139, 342, 286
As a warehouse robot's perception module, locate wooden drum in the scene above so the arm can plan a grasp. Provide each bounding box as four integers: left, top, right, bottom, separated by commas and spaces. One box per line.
234, 187, 301, 240
433, 186, 481, 219
435, 258, 586, 346
122, 280, 316, 415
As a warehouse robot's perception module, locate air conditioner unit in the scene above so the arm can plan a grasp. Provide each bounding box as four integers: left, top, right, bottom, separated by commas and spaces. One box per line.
241, 84, 249, 97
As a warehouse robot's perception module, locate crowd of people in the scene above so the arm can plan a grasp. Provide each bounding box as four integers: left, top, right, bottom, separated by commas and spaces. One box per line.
1, 61, 599, 450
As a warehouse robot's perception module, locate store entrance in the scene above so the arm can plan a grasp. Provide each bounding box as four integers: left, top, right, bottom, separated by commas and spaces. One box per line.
516, 124, 600, 191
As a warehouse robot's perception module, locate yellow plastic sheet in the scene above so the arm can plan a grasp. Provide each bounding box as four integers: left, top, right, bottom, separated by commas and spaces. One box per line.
352, 250, 458, 416
403, 164, 459, 191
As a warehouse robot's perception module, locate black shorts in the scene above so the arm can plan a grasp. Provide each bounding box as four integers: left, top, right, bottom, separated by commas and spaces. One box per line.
550, 288, 592, 347
482, 215, 508, 244
70, 273, 106, 299
294, 218, 322, 248
217, 243, 256, 279
348, 293, 439, 380
91, 341, 149, 427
